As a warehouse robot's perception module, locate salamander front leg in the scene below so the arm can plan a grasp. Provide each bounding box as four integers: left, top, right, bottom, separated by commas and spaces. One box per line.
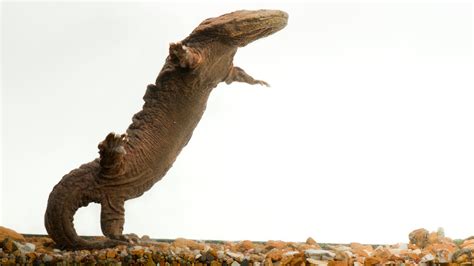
225, 66, 269, 87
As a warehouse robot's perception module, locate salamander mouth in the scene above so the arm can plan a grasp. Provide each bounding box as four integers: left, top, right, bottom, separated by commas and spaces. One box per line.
184, 9, 289, 47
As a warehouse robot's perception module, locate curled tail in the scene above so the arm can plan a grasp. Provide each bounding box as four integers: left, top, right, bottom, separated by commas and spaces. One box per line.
44, 161, 127, 250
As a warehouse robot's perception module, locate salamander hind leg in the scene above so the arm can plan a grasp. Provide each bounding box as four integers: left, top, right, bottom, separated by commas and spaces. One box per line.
100, 195, 130, 242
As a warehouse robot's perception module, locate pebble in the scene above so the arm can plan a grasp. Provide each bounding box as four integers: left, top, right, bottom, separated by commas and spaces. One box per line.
306, 237, 318, 245
421, 253, 435, 262
226, 250, 244, 261
283, 250, 300, 256
305, 249, 336, 259
409, 228, 429, 248
238, 240, 254, 251
307, 258, 328, 265
14, 241, 35, 254
43, 254, 53, 262
217, 250, 225, 259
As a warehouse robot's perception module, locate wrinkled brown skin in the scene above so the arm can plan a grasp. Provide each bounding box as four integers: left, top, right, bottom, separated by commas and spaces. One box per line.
44, 9, 288, 250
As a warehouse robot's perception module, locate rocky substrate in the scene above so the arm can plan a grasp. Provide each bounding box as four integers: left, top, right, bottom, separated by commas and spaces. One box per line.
1, 226, 473, 266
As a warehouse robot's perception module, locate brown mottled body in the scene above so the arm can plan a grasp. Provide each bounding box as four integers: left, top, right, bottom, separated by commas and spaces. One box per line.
45, 10, 288, 249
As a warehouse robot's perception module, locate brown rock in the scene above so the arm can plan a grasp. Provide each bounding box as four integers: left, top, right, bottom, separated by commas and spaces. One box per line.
0, 226, 25, 242
364, 257, 381, 266
425, 242, 457, 254
350, 243, 371, 257
0, 238, 18, 253
455, 254, 469, 263
306, 237, 318, 246
266, 249, 284, 261
173, 238, 205, 250
399, 249, 418, 261
409, 228, 429, 248
371, 247, 392, 264
335, 250, 352, 261
106, 249, 117, 258
280, 254, 293, 265
351, 249, 369, 258
266, 240, 287, 249
238, 240, 255, 251
250, 253, 265, 262
130, 247, 145, 257
290, 254, 305, 265
354, 256, 365, 266
97, 251, 107, 260
26, 252, 37, 263
350, 243, 364, 250
329, 260, 349, 266
181, 249, 196, 261
297, 243, 322, 252
428, 232, 439, 244
461, 239, 474, 249
462, 244, 474, 251
388, 253, 404, 263
264, 257, 273, 266
225, 258, 234, 265
351, 243, 373, 252
154, 242, 171, 250
36, 247, 50, 254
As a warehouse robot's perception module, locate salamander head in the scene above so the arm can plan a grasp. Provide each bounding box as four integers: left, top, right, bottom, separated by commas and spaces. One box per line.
161, 10, 288, 88
184, 9, 289, 47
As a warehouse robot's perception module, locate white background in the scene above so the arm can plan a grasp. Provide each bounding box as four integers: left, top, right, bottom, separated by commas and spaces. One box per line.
2, 1, 474, 244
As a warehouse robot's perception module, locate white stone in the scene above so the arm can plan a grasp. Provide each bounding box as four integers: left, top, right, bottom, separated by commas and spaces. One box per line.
335, 246, 352, 252
344, 251, 354, 258
305, 249, 336, 258
284, 251, 300, 256
390, 248, 402, 255
43, 254, 53, 262
14, 241, 36, 254
226, 250, 244, 261
24, 243, 35, 252
217, 250, 225, 259
421, 253, 435, 262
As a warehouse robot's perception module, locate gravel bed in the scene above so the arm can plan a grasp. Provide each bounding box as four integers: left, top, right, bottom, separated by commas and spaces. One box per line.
1, 227, 473, 265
